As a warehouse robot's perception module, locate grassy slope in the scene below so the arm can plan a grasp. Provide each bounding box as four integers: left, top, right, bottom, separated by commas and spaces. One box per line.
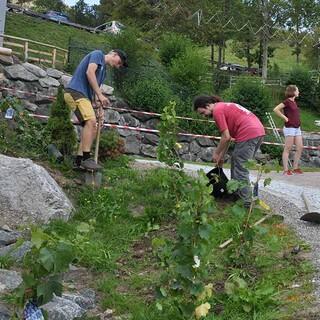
5, 12, 107, 49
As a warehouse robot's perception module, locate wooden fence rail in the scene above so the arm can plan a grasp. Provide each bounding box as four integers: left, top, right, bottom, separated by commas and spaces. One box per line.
0, 34, 68, 69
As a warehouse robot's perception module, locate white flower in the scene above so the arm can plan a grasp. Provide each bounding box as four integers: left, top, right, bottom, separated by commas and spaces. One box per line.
193, 255, 201, 268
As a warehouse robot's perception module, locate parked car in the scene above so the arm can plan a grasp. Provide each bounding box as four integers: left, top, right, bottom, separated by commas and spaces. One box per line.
93, 21, 125, 34
219, 63, 245, 72
44, 11, 70, 23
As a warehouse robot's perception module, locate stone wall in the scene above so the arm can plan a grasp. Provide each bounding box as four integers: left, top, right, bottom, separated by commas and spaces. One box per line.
0, 56, 319, 167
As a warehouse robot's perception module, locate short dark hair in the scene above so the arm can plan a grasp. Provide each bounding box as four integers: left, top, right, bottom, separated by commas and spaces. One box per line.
193, 95, 223, 111
285, 85, 297, 98
112, 49, 128, 67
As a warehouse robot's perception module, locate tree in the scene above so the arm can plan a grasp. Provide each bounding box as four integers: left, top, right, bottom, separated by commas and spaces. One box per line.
33, 0, 67, 12
45, 87, 76, 155
284, 0, 319, 64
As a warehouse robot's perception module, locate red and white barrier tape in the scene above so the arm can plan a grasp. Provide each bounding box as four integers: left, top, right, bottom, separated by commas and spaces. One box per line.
27, 113, 319, 151
1, 85, 320, 135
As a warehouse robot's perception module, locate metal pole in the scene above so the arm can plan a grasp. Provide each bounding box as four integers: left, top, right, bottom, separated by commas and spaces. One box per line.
0, 0, 7, 47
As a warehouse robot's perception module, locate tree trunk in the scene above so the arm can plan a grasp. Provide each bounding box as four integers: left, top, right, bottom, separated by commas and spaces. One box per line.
218, 44, 223, 68
261, 0, 269, 82
210, 43, 214, 68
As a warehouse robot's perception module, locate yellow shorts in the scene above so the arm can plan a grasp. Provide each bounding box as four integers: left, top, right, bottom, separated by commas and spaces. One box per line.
64, 92, 96, 125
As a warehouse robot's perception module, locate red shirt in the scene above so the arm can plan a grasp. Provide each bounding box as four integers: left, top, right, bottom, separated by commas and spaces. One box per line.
283, 98, 300, 128
213, 102, 265, 142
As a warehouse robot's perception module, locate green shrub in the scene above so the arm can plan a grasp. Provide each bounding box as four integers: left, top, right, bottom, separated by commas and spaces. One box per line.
0, 97, 48, 158
223, 77, 272, 122
158, 33, 193, 66
99, 129, 125, 160
45, 87, 77, 155
124, 75, 173, 112
286, 66, 318, 111
169, 50, 209, 96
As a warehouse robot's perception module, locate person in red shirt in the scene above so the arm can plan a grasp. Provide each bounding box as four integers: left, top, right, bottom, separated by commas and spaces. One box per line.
273, 85, 303, 175
193, 95, 265, 207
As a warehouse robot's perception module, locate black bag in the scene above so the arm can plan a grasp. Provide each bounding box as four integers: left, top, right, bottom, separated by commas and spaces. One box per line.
206, 167, 229, 198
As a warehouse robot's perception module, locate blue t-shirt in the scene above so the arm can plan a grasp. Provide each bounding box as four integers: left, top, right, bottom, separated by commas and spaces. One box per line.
67, 50, 106, 101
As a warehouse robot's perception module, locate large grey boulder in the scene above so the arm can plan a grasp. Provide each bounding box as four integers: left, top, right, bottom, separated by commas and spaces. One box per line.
46, 68, 64, 79
39, 76, 60, 88
4, 64, 38, 82
42, 296, 85, 320
142, 133, 159, 146
0, 270, 22, 294
22, 62, 47, 78
0, 154, 73, 227
120, 114, 140, 127
199, 147, 216, 162
140, 144, 156, 158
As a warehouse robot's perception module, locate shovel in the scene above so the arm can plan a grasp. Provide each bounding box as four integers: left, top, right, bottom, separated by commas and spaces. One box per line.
300, 192, 320, 223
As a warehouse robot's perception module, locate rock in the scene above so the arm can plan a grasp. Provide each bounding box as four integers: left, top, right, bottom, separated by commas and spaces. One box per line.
177, 143, 189, 155
0, 270, 22, 293
196, 137, 216, 147
144, 118, 160, 130
177, 135, 193, 143
0, 241, 32, 262
105, 109, 120, 124
189, 141, 201, 154
117, 128, 134, 137
181, 153, 197, 161
23, 101, 38, 112
199, 147, 216, 162
39, 76, 60, 88
131, 113, 154, 122
142, 133, 159, 146
46, 68, 64, 79
0, 73, 6, 83
62, 289, 95, 310
60, 75, 71, 88
0, 55, 13, 66
140, 144, 156, 158
0, 154, 74, 226
4, 64, 38, 82
0, 230, 21, 246
22, 62, 46, 78
120, 114, 139, 127
42, 296, 85, 320
101, 84, 114, 95
100, 309, 113, 319
124, 135, 140, 154
0, 303, 11, 320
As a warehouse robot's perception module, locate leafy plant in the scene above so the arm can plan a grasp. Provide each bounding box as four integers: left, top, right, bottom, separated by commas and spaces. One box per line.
13, 227, 75, 307
45, 86, 77, 155
225, 275, 278, 315
124, 75, 173, 112
223, 77, 272, 122
157, 101, 183, 168
0, 96, 48, 158
169, 50, 209, 96
159, 33, 193, 66
99, 129, 125, 160
156, 172, 217, 319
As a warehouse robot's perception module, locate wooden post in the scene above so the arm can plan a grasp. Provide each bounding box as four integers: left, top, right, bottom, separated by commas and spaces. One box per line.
24, 41, 28, 62
52, 48, 56, 68
0, 0, 7, 47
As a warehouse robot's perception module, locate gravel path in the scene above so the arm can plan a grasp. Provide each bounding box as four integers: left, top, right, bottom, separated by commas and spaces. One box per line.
134, 159, 320, 298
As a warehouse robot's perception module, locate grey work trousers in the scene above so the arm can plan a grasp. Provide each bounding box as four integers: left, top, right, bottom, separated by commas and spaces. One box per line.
231, 136, 264, 203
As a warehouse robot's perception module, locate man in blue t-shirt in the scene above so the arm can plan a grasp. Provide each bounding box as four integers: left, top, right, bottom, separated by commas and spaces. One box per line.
64, 49, 128, 170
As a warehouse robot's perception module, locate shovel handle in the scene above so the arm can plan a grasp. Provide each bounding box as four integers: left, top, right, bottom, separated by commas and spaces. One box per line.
94, 104, 104, 164
302, 192, 312, 213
